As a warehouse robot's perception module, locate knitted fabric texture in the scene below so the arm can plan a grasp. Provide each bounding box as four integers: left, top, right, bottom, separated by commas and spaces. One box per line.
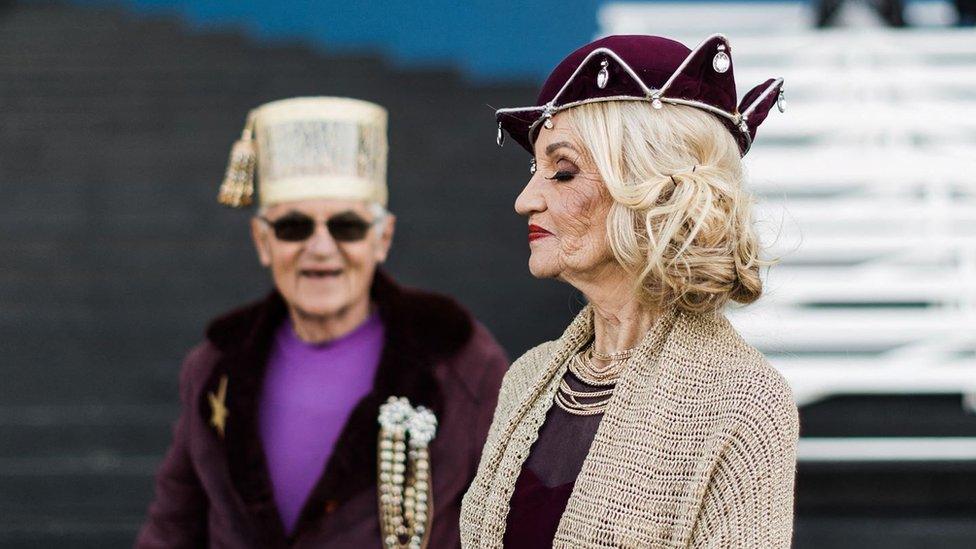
460, 306, 799, 548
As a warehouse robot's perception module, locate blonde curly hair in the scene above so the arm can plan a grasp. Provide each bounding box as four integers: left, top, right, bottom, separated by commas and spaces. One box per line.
563, 101, 765, 313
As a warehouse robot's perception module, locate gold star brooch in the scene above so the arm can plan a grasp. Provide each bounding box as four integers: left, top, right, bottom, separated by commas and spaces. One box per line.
208, 375, 229, 438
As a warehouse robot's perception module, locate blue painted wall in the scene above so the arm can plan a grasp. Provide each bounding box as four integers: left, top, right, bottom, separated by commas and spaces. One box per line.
58, 0, 605, 81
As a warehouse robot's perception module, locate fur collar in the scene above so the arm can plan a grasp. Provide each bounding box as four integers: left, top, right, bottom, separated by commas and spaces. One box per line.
199, 270, 474, 545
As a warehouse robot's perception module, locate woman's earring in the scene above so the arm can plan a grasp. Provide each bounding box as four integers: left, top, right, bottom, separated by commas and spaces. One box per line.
529, 158, 537, 175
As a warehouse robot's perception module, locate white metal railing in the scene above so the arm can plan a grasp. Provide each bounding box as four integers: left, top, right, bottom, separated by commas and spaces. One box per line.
601, 5, 976, 461
799, 437, 976, 461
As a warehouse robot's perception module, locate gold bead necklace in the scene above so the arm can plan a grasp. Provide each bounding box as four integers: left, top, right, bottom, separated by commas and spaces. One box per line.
555, 341, 636, 416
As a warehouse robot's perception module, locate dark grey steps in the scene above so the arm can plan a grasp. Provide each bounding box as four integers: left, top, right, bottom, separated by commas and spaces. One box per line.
0, 472, 156, 515
0, 522, 143, 549
801, 395, 976, 437
794, 516, 976, 549
0, 417, 175, 459
797, 461, 976, 513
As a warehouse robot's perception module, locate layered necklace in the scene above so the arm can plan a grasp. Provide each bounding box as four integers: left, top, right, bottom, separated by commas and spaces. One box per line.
554, 341, 635, 416
377, 396, 437, 549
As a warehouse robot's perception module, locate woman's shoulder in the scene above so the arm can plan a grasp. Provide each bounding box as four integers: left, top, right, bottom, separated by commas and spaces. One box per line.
711, 351, 797, 432
672, 311, 798, 427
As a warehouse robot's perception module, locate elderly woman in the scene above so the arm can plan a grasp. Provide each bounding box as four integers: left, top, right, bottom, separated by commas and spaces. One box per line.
137, 97, 509, 548
461, 35, 799, 548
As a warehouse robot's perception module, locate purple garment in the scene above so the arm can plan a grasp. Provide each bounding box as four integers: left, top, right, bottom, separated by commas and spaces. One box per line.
504, 371, 606, 548
259, 312, 384, 534
503, 467, 574, 549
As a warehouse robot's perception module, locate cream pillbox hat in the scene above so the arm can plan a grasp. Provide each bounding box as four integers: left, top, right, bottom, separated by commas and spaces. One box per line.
218, 96, 389, 208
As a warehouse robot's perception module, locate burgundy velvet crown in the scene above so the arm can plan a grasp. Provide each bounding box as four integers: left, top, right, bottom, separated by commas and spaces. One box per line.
496, 34, 785, 156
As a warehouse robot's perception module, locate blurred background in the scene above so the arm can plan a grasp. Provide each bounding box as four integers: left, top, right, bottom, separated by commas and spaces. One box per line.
1, 0, 974, 547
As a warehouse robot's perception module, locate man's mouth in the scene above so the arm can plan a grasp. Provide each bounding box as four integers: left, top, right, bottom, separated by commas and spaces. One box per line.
299, 268, 343, 279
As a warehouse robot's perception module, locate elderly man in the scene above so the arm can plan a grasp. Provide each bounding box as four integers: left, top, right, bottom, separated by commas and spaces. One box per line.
137, 97, 509, 548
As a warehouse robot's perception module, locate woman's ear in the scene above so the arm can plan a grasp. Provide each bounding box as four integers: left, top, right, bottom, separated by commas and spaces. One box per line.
374, 214, 396, 263
250, 217, 272, 267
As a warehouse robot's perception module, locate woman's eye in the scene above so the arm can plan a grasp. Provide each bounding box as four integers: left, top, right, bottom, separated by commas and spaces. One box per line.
546, 170, 576, 182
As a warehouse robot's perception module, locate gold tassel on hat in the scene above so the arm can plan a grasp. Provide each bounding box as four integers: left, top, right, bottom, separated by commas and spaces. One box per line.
217, 113, 256, 208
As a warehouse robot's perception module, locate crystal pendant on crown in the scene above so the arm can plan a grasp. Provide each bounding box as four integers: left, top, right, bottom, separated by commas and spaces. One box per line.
541, 103, 556, 129
596, 58, 609, 89
712, 44, 730, 74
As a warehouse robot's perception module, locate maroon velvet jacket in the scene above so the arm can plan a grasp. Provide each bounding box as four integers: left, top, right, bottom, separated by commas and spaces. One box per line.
136, 271, 509, 548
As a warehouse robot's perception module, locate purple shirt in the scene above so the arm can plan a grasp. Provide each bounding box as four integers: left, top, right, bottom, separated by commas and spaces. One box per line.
259, 312, 385, 534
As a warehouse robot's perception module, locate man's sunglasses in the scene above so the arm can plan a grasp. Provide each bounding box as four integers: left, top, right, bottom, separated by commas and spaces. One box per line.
258, 211, 380, 242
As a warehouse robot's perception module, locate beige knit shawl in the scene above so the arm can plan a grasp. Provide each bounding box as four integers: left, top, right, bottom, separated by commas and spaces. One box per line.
460, 306, 799, 548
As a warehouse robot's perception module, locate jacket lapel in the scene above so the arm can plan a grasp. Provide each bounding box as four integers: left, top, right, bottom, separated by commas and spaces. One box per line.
199, 289, 290, 546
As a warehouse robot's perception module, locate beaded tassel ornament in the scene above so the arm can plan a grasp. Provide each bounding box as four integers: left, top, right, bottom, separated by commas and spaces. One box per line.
378, 396, 438, 549
217, 113, 256, 208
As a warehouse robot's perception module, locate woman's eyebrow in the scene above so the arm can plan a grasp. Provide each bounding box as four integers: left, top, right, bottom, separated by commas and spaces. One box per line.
545, 141, 579, 156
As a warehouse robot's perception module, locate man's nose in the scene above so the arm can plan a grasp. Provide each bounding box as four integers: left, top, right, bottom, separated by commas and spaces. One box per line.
305, 221, 339, 256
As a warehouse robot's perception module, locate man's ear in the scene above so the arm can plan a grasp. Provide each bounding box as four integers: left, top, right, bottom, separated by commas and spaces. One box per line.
250, 217, 272, 267
374, 214, 396, 263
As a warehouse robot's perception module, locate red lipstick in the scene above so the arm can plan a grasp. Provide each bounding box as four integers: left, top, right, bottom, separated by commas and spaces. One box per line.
528, 224, 553, 242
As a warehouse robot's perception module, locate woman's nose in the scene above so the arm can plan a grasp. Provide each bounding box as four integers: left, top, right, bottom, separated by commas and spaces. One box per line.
515, 175, 545, 217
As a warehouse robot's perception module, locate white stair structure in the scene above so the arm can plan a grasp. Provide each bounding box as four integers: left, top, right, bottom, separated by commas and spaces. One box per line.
601, 4, 976, 461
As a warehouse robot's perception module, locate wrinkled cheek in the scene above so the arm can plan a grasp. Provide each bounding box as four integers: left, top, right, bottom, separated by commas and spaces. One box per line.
554, 216, 602, 265
559, 236, 591, 267
561, 231, 610, 272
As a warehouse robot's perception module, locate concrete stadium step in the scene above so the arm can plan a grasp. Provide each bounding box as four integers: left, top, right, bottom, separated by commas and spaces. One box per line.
801, 395, 976, 437
0, 45, 382, 70
0, 472, 155, 517
0, 407, 175, 459
794, 516, 976, 548
797, 462, 976, 513
0, 351, 185, 406
0, 521, 143, 549
0, 281, 266, 325
0, 56, 386, 79
0, 74, 477, 105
